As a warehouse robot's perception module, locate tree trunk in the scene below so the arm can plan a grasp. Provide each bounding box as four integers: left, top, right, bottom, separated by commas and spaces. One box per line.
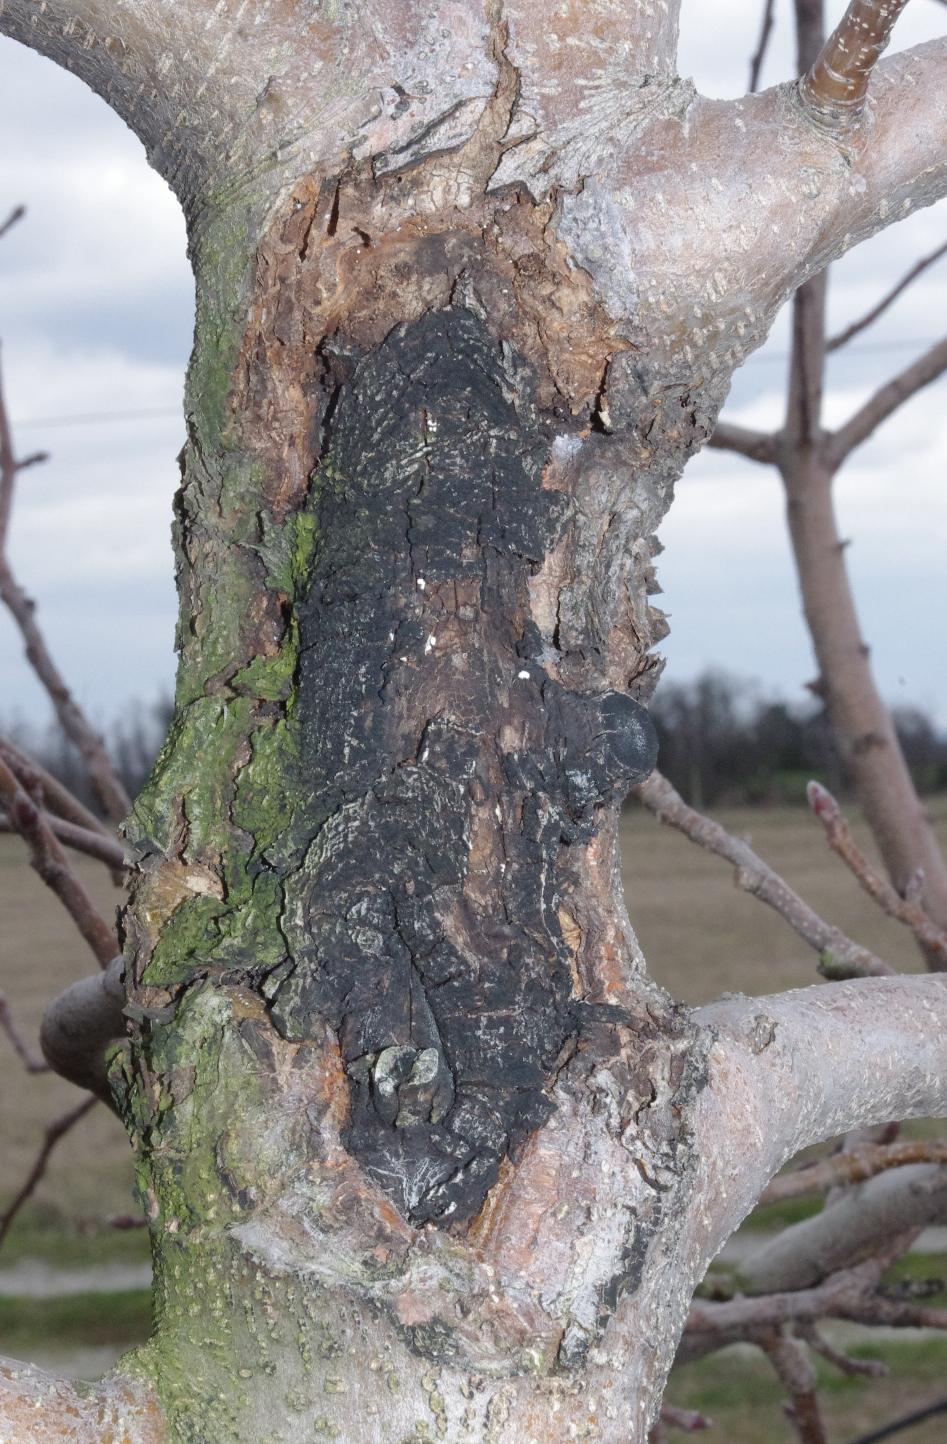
111, 150, 727, 1442
4, 5, 947, 1440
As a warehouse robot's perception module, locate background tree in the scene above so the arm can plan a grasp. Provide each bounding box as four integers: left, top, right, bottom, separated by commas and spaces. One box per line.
0, 3, 946, 1443
711, 0, 947, 965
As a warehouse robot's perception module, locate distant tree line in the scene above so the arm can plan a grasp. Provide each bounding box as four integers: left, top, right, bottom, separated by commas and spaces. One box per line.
1, 676, 944, 816
650, 671, 947, 808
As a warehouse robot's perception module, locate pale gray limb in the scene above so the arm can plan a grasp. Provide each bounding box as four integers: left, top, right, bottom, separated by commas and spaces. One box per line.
740, 1165, 947, 1294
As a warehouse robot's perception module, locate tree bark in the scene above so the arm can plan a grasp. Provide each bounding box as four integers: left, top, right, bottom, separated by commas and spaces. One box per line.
3, 3, 947, 1440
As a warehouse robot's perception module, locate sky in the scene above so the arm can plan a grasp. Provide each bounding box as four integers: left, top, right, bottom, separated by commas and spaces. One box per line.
0, 0, 945, 736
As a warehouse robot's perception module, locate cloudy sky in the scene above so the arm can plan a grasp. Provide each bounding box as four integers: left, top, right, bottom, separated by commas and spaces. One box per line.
0, 0, 945, 736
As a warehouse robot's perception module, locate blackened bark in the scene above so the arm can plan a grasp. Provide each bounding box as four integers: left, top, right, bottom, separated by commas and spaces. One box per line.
266, 309, 656, 1223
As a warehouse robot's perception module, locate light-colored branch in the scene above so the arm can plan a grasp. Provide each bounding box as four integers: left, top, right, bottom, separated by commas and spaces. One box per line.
828, 239, 947, 352
0, 755, 117, 968
827, 336, 947, 466
634, 771, 890, 979
741, 1164, 947, 1293
761, 1140, 947, 1205
706, 422, 778, 466
690, 976, 947, 1266
0, 1354, 163, 1442
808, 782, 947, 967
801, 1, 911, 124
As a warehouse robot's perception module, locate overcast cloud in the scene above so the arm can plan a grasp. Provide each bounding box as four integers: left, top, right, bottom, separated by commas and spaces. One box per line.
0, 0, 945, 733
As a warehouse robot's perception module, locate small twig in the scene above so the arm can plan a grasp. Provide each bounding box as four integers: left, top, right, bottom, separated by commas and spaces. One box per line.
0, 351, 131, 822
827, 335, 947, 466
0, 735, 121, 844
846, 1397, 947, 1444
0, 206, 24, 242
761, 1140, 947, 1205
828, 239, 947, 352
801, 0, 910, 123
0, 754, 117, 968
744, 0, 779, 90
0, 1096, 98, 1251
797, 1323, 887, 1380
635, 771, 891, 978
807, 782, 947, 967
0, 993, 48, 1073
707, 420, 778, 465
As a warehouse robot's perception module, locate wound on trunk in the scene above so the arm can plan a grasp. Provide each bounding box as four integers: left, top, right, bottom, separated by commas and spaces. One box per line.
264, 309, 657, 1224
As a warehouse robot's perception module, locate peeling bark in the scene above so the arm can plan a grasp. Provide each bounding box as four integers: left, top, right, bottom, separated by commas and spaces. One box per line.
3, 2, 947, 1440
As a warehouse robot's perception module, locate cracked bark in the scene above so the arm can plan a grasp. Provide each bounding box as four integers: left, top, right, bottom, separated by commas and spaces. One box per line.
2, 1, 947, 1441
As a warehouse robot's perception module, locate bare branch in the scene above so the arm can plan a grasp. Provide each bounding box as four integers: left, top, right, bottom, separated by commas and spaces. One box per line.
0, 1096, 97, 1251
848, 1399, 947, 1444
796, 1323, 887, 1379
827, 335, 947, 466
0, 994, 48, 1074
761, 1140, 947, 1205
706, 421, 778, 466
801, 1, 911, 124
0, 206, 25, 242
692, 977, 947, 1261
0, 809, 128, 872
828, 239, 947, 352
634, 771, 890, 978
0, 755, 117, 969
0, 353, 130, 821
742, 1165, 947, 1293
749, 0, 777, 92
761, 1329, 827, 1444
808, 783, 947, 967
0, 736, 119, 846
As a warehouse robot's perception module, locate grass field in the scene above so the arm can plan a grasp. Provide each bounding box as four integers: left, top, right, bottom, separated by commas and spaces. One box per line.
1, 798, 946, 1433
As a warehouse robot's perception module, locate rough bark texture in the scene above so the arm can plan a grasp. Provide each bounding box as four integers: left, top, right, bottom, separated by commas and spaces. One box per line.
3, 2, 947, 1441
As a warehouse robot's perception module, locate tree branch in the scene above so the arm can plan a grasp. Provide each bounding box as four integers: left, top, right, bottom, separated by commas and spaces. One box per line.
0, 808, 127, 871
0, 994, 48, 1073
0, 755, 117, 968
761, 1139, 947, 1205
827, 336, 947, 466
761, 1329, 827, 1444
807, 783, 947, 967
741, 1163, 947, 1293
0, 1096, 97, 1251
634, 771, 890, 979
848, 1399, 947, 1444
0, 351, 131, 821
801, 1, 911, 124
690, 977, 947, 1260
706, 422, 779, 466
39, 956, 126, 1102
749, 0, 778, 92
828, 239, 947, 352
